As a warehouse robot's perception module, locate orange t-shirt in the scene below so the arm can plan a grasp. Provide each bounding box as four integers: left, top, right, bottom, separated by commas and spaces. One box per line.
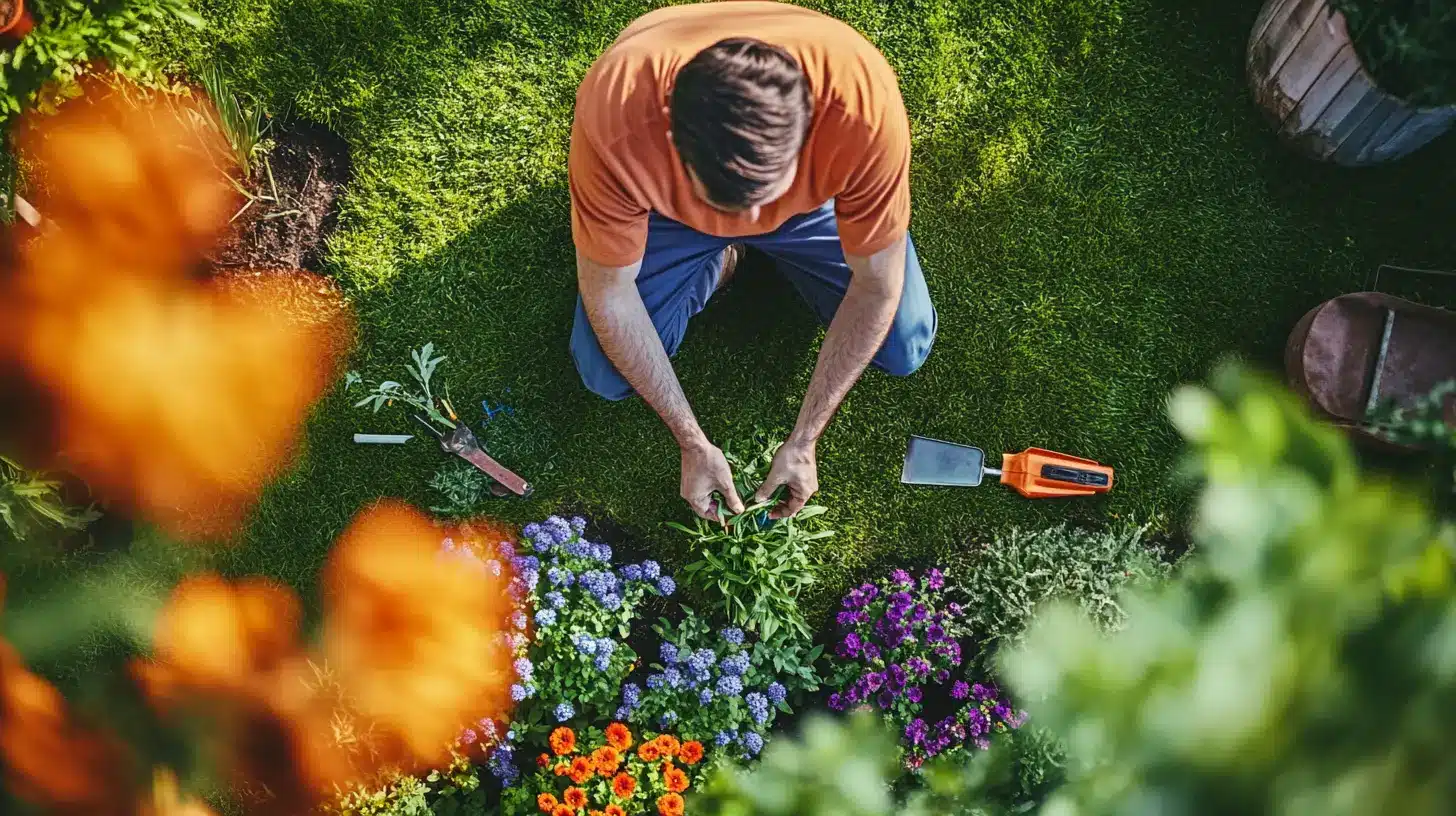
569, 1, 911, 268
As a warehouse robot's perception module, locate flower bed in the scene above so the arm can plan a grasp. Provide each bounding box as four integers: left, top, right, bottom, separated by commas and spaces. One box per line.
827, 568, 1027, 767
501, 723, 708, 816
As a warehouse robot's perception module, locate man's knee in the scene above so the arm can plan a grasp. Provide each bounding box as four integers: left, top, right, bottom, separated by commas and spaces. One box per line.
874, 308, 937, 377
571, 308, 635, 401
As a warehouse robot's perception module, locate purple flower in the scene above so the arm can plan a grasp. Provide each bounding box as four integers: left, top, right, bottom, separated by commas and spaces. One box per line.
889, 591, 913, 610
927, 623, 947, 642
935, 669, 950, 684
910, 604, 929, 623
660, 643, 680, 664
876, 690, 893, 709
743, 731, 764, 756
905, 718, 928, 745
641, 560, 661, 579
925, 568, 945, 590
717, 675, 744, 696
509, 684, 529, 702
993, 703, 1011, 720
862, 643, 881, 662
973, 683, 993, 700
907, 686, 923, 704
512, 658, 533, 681
554, 702, 574, 722
622, 683, 642, 707
720, 627, 745, 645
746, 692, 770, 724
865, 671, 886, 692
460, 728, 478, 745
620, 563, 643, 581
510, 611, 527, 630
863, 584, 880, 602
891, 569, 912, 586
767, 682, 787, 705
570, 516, 587, 533
839, 632, 863, 658
906, 657, 931, 676
888, 664, 907, 690
951, 681, 970, 700
974, 737, 991, 751
656, 576, 676, 596
828, 693, 845, 711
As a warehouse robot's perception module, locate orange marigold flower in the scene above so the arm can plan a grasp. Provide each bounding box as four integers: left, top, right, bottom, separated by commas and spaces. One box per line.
564, 787, 588, 809
552, 806, 574, 816
605, 807, 626, 816
550, 726, 577, 756
611, 772, 636, 799
537, 792, 559, 813
656, 792, 685, 816
679, 741, 704, 765
637, 742, 661, 762
664, 767, 689, 794
568, 756, 595, 784
537, 753, 551, 768
591, 812, 605, 816
554, 763, 569, 776
653, 734, 681, 757
591, 746, 621, 775
605, 722, 633, 751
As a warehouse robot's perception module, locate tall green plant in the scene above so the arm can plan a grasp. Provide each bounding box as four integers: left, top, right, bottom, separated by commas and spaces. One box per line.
1334, 0, 1456, 106
671, 436, 831, 642
0, 0, 202, 117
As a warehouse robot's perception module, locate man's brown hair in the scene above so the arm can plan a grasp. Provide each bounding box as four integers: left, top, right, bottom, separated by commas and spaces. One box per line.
669, 38, 813, 210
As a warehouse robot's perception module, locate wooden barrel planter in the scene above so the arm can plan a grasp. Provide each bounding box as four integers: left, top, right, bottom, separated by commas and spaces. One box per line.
1247, 0, 1456, 165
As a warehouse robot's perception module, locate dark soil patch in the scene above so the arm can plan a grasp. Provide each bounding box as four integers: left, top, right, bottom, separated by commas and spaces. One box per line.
210, 121, 351, 272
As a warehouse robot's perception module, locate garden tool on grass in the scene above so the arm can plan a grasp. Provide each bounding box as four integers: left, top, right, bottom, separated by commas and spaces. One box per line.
900, 436, 1113, 499
412, 414, 533, 497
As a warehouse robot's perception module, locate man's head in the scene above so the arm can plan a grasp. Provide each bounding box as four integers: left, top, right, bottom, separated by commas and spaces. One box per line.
670, 38, 812, 215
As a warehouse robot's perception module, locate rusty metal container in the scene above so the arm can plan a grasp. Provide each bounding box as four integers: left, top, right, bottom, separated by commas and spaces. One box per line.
1248, 0, 1456, 165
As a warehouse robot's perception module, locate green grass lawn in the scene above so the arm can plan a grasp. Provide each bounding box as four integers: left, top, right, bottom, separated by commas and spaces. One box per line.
159, 0, 1454, 605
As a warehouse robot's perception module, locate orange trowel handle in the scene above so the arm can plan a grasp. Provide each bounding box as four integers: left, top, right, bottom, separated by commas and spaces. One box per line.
998, 448, 1114, 499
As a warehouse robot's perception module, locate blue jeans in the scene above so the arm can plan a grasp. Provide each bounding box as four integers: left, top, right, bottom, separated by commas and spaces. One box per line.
571, 201, 936, 401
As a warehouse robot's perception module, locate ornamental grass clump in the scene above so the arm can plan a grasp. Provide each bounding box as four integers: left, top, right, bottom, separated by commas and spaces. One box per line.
827, 568, 1026, 768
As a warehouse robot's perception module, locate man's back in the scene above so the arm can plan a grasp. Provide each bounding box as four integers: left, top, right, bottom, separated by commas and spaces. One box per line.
570, 1, 911, 268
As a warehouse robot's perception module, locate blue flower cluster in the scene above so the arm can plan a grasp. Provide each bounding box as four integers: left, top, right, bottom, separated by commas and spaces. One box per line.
619, 622, 789, 759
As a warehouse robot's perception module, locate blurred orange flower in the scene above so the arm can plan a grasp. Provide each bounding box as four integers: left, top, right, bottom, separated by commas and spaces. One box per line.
0, 83, 352, 540
0, 638, 133, 815
664, 766, 689, 794
537, 792, 559, 813
140, 768, 218, 816
637, 741, 661, 762
653, 734, 680, 758
656, 792, 685, 816
568, 755, 595, 784
679, 740, 703, 765
322, 502, 515, 765
550, 726, 577, 756
591, 745, 620, 775
611, 772, 635, 799
605, 806, 626, 816
604, 722, 632, 751
552, 805, 574, 816
563, 786, 588, 808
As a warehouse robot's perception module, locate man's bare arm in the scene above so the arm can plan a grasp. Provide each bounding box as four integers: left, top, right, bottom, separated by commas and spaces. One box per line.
754, 235, 907, 517
578, 252, 744, 519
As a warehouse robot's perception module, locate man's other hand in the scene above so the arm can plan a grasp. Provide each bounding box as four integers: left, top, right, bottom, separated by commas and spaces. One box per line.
681, 441, 745, 521
754, 439, 819, 519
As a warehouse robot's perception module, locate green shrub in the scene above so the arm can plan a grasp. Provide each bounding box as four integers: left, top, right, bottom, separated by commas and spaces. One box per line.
327, 773, 431, 816
949, 522, 1172, 661
0, 0, 201, 117
673, 434, 831, 643
1333, 0, 1456, 106
1002, 367, 1456, 815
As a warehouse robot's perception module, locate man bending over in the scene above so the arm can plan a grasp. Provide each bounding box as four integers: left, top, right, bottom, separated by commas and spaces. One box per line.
569, 1, 936, 520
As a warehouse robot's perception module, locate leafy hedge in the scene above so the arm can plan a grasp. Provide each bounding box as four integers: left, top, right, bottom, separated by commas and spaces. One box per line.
1334, 0, 1456, 107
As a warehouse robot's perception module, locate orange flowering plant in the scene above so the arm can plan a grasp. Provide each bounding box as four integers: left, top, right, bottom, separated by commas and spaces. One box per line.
503, 723, 708, 815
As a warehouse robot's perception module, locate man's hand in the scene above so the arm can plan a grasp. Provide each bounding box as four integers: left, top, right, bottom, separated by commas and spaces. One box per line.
753, 438, 819, 519
681, 440, 745, 521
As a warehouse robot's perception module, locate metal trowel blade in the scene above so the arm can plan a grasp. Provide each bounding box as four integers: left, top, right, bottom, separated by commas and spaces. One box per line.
901, 436, 987, 487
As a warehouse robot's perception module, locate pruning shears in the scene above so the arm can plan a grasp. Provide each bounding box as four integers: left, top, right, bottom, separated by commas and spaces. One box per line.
412, 414, 533, 498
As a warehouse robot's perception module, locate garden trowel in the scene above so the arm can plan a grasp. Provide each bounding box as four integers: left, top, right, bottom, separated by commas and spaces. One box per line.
900, 436, 1113, 499
412, 415, 533, 498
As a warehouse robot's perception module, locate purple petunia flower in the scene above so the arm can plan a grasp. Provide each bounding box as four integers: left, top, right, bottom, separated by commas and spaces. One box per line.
905, 718, 928, 745
925, 568, 945, 590
951, 681, 970, 700
862, 643, 881, 662
876, 689, 894, 709
828, 693, 845, 711
907, 657, 931, 676
891, 569, 912, 586
927, 623, 946, 642
973, 682, 992, 700
907, 686, 923, 703
865, 671, 886, 692
935, 669, 950, 684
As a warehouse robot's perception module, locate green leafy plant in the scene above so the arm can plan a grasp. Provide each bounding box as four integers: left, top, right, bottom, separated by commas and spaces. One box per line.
0, 454, 99, 541
1333, 0, 1456, 106
348, 343, 458, 433
0, 0, 202, 117
427, 460, 493, 517
196, 61, 266, 178
1001, 366, 1456, 815
949, 522, 1172, 661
